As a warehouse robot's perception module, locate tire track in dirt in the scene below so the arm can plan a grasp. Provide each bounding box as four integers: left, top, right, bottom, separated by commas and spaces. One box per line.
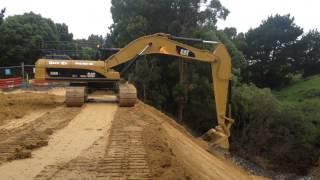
0, 103, 117, 180
0, 106, 80, 165
96, 109, 151, 179
33, 102, 262, 180
35, 106, 151, 180
0, 107, 62, 131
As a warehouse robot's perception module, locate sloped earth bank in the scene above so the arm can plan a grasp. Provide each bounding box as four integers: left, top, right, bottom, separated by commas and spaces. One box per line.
31, 102, 262, 180
138, 102, 265, 180
0, 90, 264, 179
0, 92, 63, 125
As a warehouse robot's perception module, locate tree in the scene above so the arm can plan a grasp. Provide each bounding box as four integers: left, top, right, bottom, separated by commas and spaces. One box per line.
129, 56, 161, 102
0, 8, 5, 25
0, 12, 70, 66
109, 0, 229, 46
71, 34, 105, 60
217, 30, 246, 69
87, 34, 104, 48
56, 23, 73, 41
296, 30, 320, 77
223, 27, 237, 40
242, 14, 303, 88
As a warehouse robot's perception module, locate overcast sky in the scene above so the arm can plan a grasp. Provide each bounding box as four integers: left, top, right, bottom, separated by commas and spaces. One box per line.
0, 0, 319, 39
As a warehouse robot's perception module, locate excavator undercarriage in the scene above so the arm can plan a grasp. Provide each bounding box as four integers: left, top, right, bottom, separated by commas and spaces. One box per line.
64, 83, 137, 107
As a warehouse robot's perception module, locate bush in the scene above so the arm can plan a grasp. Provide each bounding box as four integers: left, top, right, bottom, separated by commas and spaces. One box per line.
231, 84, 320, 174
303, 88, 320, 99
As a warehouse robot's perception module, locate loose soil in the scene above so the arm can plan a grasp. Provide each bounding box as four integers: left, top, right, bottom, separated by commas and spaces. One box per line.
0, 91, 266, 180
138, 102, 265, 180
0, 92, 63, 125
0, 92, 77, 165
0, 103, 117, 180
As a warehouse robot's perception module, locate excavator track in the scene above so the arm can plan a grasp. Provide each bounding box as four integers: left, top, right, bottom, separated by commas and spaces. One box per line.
65, 87, 87, 107
118, 83, 137, 107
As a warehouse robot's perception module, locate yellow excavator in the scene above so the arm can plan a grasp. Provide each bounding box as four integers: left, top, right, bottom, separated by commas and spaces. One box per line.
35, 33, 234, 149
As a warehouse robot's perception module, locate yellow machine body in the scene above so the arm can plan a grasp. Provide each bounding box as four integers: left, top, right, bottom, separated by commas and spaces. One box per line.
35, 59, 120, 81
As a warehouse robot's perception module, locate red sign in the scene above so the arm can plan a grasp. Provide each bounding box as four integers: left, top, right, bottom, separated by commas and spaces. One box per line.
0, 78, 22, 89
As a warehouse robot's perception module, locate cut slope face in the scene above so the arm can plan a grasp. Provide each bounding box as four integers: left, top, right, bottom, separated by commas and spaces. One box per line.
138, 102, 263, 180
0, 92, 63, 125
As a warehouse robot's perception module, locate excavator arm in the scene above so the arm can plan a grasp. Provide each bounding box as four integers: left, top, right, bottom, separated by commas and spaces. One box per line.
106, 33, 234, 149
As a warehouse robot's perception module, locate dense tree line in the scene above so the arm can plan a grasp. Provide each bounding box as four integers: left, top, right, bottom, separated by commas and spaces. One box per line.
0, 8, 5, 25
230, 14, 320, 88
0, 12, 68, 65
0, 11, 103, 66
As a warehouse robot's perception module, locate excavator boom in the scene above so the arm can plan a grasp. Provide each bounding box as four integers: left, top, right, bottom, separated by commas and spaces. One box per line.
105, 33, 233, 149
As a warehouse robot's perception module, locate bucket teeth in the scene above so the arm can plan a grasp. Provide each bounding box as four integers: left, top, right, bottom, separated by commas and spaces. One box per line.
118, 83, 137, 107
65, 87, 87, 107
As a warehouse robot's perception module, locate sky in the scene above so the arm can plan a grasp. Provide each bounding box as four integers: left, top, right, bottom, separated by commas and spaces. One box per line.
0, 0, 113, 39
217, 0, 319, 33
0, 0, 319, 39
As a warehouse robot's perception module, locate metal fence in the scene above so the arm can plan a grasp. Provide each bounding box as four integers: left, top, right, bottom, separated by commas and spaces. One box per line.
0, 63, 35, 79
0, 63, 35, 89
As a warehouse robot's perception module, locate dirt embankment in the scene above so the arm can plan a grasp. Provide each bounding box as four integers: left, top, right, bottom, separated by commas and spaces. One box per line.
0, 91, 265, 179
137, 102, 264, 180
29, 101, 261, 180
139, 107, 199, 179
0, 92, 80, 165
0, 92, 63, 124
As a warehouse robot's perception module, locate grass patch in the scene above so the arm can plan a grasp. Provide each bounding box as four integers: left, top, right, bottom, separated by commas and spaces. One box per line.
275, 75, 320, 102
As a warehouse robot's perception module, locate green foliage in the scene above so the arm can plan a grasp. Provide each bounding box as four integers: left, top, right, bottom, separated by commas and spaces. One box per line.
275, 75, 320, 147
232, 82, 320, 173
56, 23, 73, 41
0, 8, 5, 25
129, 56, 161, 102
275, 74, 320, 101
0, 12, 73, 65
223, 27, 237, 40
79, 47, 95, 60
241, 14, 303, 88
73, 34, 104, 59
296, 30, 320, 77
109, 0, 229, 46
217, 30, 245, 69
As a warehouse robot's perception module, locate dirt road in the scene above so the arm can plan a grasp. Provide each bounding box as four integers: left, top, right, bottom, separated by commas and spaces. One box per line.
0, 103, 117, 180
32, 102, 260, 180
0, 91, 265, 179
